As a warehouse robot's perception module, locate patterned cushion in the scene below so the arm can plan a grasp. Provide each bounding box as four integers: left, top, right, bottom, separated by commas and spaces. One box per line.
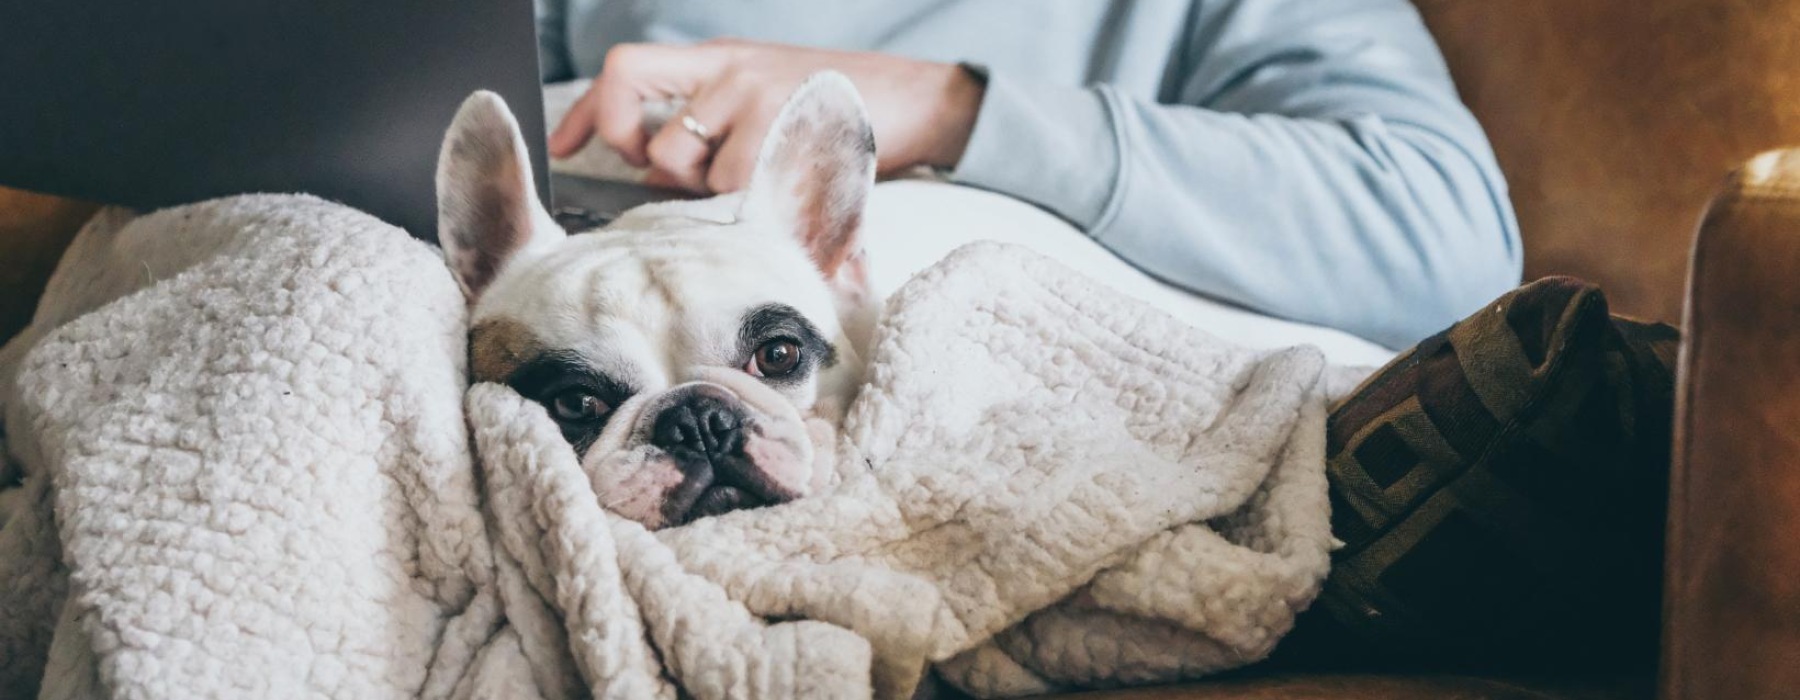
1268, 277, 1680, 673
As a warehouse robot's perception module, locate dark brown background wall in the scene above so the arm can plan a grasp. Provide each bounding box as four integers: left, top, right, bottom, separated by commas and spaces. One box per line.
1415, 0, 1800, 324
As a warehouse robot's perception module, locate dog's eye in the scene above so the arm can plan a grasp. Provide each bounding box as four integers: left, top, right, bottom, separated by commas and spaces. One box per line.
550, 389, 610, 422
749, 339, 803, 378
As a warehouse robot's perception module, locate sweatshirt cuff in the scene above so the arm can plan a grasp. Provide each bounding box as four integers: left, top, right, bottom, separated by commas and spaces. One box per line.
947, 64, 1122, 232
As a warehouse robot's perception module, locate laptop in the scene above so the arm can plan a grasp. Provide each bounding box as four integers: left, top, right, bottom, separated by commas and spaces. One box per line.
0, 0, 673, 243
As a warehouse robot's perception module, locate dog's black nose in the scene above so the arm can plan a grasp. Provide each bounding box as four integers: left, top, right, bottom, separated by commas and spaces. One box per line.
651, 391, 793, 526
650, 392, 746, 458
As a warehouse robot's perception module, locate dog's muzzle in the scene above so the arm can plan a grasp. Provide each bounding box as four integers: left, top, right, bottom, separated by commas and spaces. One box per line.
650, 386, 795, 526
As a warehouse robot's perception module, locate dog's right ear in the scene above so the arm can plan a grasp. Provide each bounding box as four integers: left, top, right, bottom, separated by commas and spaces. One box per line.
736, 72, 876, 293
436, 91, 565, 302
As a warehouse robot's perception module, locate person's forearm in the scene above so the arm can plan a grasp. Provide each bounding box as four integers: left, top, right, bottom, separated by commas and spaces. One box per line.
953, 73, 1519, 348
948, 67, 1119, 232
947, 0, 1523, 349
950, 73, 1519, 348
1090, 93, 1520, 349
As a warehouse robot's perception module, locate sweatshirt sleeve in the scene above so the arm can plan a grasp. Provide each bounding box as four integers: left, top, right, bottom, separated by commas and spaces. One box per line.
948, 0, 1521, 349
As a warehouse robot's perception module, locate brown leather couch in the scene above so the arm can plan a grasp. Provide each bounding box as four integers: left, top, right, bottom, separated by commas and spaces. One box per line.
3, 2, 1798, 698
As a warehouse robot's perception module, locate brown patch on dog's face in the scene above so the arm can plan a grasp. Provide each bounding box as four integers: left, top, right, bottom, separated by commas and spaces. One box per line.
469, 317, 542, 383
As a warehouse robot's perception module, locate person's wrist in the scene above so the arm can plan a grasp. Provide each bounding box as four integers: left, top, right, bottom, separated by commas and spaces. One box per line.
919, 61, 986, 170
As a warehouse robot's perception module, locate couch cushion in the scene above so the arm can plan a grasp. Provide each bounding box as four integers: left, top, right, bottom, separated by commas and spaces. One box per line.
1415, 0, 1800, 325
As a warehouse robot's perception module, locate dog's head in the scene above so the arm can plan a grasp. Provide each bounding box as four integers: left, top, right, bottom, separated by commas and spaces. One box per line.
436, 73, 878, 529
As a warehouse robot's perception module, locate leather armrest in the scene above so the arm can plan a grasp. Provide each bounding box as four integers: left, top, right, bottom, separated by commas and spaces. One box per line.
1661, 149, 1800, 700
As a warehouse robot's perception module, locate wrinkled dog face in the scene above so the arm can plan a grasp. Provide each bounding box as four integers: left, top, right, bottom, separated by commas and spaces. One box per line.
436, 74, 879, 529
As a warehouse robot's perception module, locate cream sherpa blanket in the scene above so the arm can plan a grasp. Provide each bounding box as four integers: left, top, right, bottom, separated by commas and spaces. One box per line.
0, 195, 1337, 699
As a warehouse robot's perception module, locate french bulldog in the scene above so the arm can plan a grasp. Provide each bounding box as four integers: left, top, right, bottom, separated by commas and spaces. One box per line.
435, 72, 880, 530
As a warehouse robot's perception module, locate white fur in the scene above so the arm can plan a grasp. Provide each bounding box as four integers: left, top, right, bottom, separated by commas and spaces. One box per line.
436, 91, 567, 300
435, 75, 880, 527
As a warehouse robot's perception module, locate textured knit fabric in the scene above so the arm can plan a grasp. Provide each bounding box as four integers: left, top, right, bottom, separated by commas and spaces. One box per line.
0, 196, 482, 700
1, 197, 1343, 699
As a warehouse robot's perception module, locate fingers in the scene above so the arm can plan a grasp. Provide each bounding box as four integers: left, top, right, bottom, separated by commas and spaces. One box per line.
549, 51, 646, 163
590, 58, 655, 165
704, 100, 774, 194
641, 168, 685, 190
548, 84, 608, 159
549, 42, 731, 165
643, 79, 743, 192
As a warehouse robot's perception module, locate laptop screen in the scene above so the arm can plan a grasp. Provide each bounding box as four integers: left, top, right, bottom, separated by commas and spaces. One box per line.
0, 0, 549, 242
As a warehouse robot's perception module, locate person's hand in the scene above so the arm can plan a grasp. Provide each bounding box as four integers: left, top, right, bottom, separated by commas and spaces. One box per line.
548, 39, 985, 194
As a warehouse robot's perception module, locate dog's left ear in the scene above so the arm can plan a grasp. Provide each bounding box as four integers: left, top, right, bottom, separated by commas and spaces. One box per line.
738, 72, 877, 293
436, 90, 566, 303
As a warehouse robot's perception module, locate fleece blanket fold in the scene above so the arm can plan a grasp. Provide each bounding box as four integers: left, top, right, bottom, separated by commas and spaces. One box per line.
0, 197, 487, 700
0, 195, 1336, 699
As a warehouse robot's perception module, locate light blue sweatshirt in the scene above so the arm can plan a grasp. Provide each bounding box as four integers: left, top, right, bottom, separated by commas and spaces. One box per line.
536, 0, 1522, 348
